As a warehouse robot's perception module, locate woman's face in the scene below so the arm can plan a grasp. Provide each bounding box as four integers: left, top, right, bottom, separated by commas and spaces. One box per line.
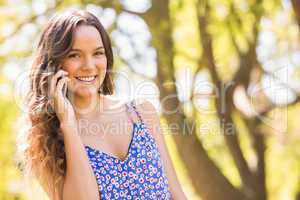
60, 24, 107, 98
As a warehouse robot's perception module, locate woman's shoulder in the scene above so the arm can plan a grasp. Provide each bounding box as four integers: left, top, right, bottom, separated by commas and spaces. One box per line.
131, 99, 164, 146
133, 98, 157, 114
131, 98, 160, 130
103, 95, 158, 119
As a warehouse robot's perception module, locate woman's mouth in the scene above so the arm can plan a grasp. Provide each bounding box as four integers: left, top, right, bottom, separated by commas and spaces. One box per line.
75, 75, 97, 83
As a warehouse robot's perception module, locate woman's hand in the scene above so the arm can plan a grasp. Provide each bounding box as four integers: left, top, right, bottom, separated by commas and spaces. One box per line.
49, 69, 76, 127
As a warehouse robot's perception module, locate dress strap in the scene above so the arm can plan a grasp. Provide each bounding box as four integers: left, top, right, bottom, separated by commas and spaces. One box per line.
125, 100, 143, 124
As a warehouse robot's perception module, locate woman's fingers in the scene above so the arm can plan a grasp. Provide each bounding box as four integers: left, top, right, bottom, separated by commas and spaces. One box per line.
49, 70, 68, 102
50, 70, 68, 95
48, 69, 68, 112
55, 76, 69, 98
53, 76, 69, 114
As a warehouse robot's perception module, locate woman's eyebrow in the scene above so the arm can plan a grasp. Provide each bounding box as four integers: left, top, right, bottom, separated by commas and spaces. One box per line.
70, 46, 104, 52
95, 46, 105, 50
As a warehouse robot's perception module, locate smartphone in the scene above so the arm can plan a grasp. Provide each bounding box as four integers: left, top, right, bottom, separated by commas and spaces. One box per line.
62, 77, 68, 99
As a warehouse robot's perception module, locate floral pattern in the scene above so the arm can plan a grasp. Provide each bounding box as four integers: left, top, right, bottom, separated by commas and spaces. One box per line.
84, 101, 171, 200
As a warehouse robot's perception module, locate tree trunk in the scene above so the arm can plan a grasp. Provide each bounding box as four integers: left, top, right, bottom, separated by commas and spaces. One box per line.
143, 1, 248, 199
291, 0, 300, 31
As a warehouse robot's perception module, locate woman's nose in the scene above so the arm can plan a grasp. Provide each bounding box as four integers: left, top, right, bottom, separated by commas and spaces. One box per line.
82, 57, 96, 70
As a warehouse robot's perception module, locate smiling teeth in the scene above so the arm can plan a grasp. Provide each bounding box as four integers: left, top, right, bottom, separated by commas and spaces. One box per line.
76, 76, 96, 82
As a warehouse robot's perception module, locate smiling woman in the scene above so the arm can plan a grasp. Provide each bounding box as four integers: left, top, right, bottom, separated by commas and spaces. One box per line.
61, 25, 107, 98
22, 8, 186, 200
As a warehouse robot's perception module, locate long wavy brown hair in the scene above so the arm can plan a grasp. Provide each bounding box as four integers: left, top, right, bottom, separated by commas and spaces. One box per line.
23, 9, 114, 199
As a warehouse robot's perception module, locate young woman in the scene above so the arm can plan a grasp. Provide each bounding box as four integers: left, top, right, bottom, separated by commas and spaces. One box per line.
24, 9, 187, 200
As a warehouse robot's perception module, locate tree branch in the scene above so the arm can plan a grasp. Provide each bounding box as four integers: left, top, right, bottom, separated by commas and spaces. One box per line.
196, 0, 255, 195
291, 0, 300, 32
92, 0, 146, 16
142, 0, 248, 199
0, 0, 64, 44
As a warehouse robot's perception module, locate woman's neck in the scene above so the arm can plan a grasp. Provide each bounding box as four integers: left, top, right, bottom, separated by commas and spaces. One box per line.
71, 92, 106, 120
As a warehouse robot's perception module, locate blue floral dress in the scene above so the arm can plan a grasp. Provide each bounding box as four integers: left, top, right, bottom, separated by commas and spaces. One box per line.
84, 100, 171, 199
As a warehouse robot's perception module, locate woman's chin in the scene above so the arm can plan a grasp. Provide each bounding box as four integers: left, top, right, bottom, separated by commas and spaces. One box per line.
72, 86, 99, 97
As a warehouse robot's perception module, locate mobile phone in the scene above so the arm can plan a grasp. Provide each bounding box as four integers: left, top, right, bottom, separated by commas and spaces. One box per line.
57, 73, 68, 99
62, 79, 68, 99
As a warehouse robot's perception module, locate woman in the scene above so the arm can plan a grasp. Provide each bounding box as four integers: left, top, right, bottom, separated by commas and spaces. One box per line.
24, 9, 187, 200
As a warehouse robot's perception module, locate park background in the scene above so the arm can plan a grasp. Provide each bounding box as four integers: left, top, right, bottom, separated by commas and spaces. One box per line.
0, 0, 300, 199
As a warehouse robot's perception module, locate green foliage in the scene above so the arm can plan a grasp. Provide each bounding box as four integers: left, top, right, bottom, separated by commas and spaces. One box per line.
170, 0, 202, 73
0, 94, 24, 200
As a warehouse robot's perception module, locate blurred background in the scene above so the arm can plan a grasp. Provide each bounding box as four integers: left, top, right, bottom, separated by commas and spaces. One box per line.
1, 0, 300, 199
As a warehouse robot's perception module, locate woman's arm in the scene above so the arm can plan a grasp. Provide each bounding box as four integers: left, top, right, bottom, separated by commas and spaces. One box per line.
61, 122, 100, 200
135, 99, 187, 200
47, 69, 99, 200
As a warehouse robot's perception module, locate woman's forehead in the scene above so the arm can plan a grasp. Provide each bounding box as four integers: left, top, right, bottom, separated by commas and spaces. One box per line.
72, 25, 103, 49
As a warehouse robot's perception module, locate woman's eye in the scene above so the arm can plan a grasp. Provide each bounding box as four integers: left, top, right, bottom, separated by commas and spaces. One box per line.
95, 51, 105, 56
68, 53, 79, 58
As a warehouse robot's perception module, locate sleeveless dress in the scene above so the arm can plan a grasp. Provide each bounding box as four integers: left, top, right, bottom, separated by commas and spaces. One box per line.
84, 100, 172, 199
